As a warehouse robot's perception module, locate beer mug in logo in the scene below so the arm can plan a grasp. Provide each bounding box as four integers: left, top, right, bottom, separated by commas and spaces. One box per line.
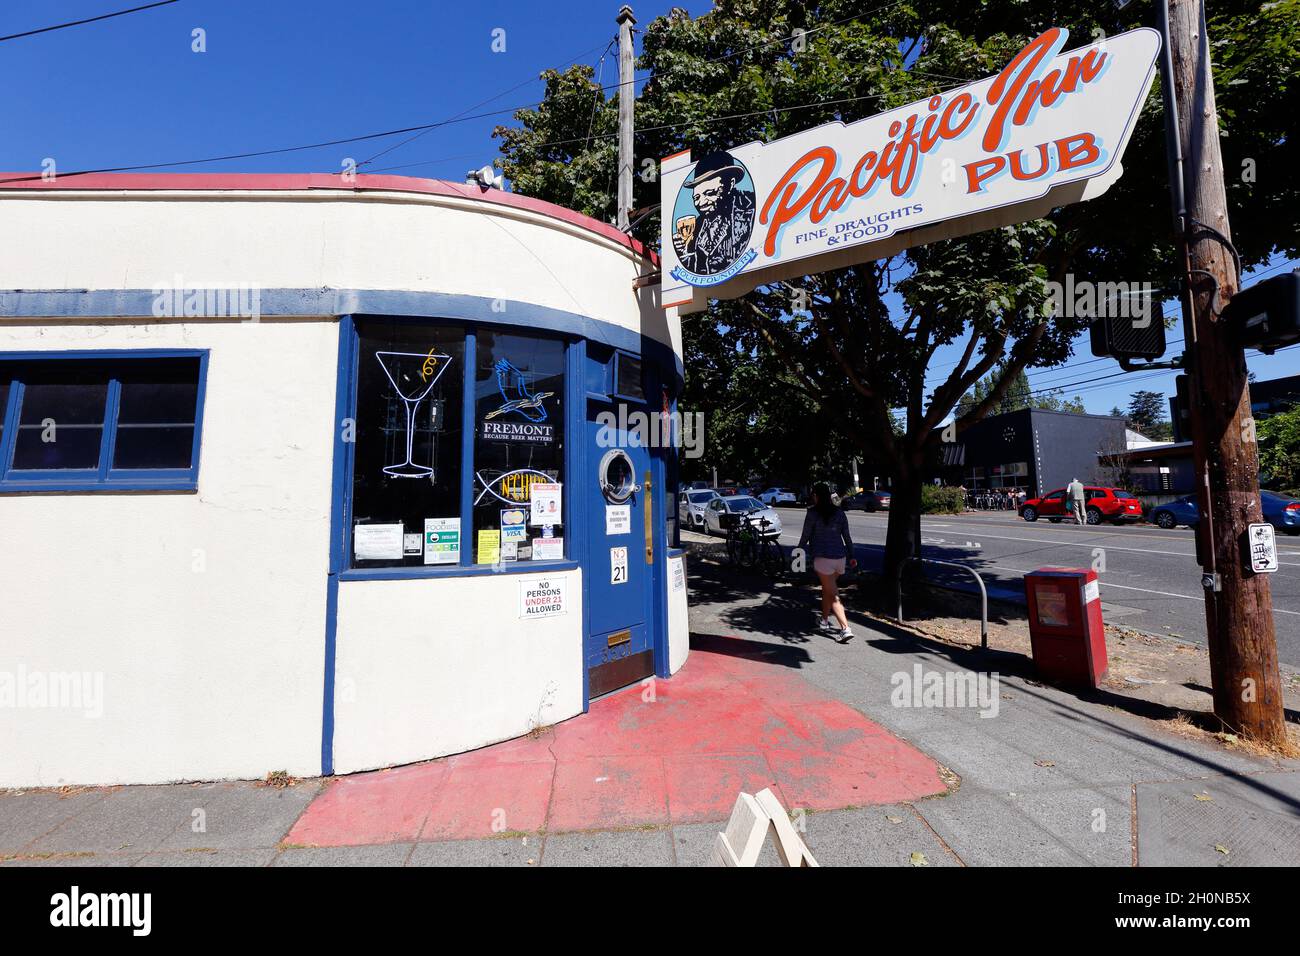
672, 150, 756, 277
675, 215, 697, 250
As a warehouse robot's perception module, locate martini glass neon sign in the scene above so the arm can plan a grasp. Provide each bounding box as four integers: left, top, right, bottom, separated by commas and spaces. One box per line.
376, 350, 451, 478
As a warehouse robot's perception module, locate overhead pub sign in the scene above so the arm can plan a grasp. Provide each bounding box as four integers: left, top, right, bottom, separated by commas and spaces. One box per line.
659, 27, 1161, 316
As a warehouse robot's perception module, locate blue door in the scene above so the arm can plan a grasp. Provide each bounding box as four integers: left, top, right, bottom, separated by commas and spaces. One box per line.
584, 409, 655, 698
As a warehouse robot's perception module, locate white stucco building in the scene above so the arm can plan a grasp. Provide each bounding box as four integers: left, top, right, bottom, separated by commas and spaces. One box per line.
0, 173, 689, 788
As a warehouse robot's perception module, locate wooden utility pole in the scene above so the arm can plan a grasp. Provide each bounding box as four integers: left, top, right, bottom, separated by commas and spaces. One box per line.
1166, 0, 1285, 742
616, 5, 636, 231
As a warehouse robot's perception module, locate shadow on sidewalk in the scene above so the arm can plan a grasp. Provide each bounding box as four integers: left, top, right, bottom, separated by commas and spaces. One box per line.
686, 553, 1300, 814
689, 630, 814, 670
681, 538, 1031, 629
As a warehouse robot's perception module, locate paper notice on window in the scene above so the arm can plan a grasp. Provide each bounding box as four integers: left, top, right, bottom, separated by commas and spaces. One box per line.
533, 537, 564, 560
424, 517, 460, 565
606, 504, 631, 535
354, 523, 404, 560
477, 529, 501, 565
529, 482, 562, 526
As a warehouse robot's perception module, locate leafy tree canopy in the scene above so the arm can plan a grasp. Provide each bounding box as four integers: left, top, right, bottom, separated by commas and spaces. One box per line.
1126, 389, 1173, 440
494, 0, 1300, 573
1259, 403, 1300, 492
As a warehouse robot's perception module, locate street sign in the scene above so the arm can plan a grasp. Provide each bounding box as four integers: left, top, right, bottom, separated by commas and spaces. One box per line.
660, 27, 1161, 315
1247, 523, 1278, 574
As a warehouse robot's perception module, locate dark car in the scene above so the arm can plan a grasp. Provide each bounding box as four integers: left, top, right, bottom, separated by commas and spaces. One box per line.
1149, 495, 1200, 529
843, 490, 891, 512
1020, 486, 1143, 525
1150, 491, 1300, 535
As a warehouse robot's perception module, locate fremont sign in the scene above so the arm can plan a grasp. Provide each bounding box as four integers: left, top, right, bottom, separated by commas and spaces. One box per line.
659, 27, 1161, 316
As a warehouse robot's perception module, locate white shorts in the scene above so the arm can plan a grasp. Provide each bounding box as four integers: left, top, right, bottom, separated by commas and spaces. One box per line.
814, 557, 846, 576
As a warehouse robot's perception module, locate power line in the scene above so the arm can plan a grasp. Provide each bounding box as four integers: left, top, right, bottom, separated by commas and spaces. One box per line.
1025, 256, 1298, 389
355, 35, 618, 172
929, 257, 1299, 391
0, 0, 179, 43
404, 71, 970, 173
0, 78, 967, 186
0, 0, 953, 185
379, 2, 971, 176
1024, 338, 1300, 402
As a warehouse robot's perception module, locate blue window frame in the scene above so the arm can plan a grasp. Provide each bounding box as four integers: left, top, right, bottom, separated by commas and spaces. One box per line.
0, 350, 208, 492
335, 317, 578, 581
585, 342, 614, 400
611, 349, 645, 403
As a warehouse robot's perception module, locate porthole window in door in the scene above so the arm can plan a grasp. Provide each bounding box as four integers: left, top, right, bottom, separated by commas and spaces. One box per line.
599, 448, 636, 504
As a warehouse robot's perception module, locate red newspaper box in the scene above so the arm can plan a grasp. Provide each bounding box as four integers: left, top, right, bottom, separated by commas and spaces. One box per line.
1025, 568, 1107, 687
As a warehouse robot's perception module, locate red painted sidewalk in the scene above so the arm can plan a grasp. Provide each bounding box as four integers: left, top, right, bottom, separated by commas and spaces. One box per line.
288, 638, 947, 845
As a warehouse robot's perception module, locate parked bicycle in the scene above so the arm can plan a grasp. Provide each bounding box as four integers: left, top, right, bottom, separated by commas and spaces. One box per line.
726, 512, 786, 576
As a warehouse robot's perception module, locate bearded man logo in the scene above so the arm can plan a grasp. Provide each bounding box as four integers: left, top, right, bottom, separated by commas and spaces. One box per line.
672, 150, 756, 279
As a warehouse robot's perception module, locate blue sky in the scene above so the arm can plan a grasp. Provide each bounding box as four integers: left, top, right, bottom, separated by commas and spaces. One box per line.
4, 0, 1295, 419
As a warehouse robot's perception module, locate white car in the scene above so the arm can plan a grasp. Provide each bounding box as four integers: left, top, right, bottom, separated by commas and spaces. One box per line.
678, 489, 720, 530
758, 487, 797, 506
702, 495, 783, 538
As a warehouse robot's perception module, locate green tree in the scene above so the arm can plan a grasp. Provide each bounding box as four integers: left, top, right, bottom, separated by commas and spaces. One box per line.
958, 363, 1086, 415
495, 0, 1300, 578
680, 323, 864, 487
1258, 403, 1300, 491
1127, 389, 1173, 440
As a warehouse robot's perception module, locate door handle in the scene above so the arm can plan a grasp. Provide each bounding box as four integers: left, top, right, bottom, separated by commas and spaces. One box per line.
644, 469, 654, 564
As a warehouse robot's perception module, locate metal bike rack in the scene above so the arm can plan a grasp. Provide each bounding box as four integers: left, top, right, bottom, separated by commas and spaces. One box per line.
894, 556, 988, 650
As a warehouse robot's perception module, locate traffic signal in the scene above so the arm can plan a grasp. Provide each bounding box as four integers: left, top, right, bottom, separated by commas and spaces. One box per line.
1224, 272, 1300, 355
1171, 374, 1191, 443
1089, 309, 1167, 361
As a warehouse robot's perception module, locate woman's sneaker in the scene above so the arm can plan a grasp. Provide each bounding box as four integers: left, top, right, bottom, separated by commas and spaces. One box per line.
817, 616, 838, 634
837, 626, 854, 643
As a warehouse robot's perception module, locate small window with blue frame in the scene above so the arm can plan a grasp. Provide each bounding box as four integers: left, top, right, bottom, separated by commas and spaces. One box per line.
0, 354, 204, 491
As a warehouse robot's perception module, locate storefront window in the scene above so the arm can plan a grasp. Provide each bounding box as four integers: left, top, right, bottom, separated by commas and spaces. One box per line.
350, 319, 464, 569
472, 330, 566, 564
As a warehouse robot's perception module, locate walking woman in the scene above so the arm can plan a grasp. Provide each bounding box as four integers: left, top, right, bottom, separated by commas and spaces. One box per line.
798, 482, 857, 642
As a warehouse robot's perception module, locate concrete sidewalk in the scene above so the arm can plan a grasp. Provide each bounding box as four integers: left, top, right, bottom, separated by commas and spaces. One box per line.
3, 559, 1297, 866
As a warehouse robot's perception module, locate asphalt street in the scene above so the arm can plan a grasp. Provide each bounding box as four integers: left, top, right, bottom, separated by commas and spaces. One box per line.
769, 506, 1300, 667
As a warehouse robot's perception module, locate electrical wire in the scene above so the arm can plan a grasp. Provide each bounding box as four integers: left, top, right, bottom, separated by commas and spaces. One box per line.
0, 0, 952, 185
926, 257, 1299, 391
0, 0, 179, 43
354, 36, 617, 172
0, 77, 969, 186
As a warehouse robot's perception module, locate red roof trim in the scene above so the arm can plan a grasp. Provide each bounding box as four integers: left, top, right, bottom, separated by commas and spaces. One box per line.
0, 172, 658, 265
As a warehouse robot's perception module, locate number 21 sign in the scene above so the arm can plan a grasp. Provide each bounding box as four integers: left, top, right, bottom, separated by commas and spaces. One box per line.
611, 546, 629, 585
